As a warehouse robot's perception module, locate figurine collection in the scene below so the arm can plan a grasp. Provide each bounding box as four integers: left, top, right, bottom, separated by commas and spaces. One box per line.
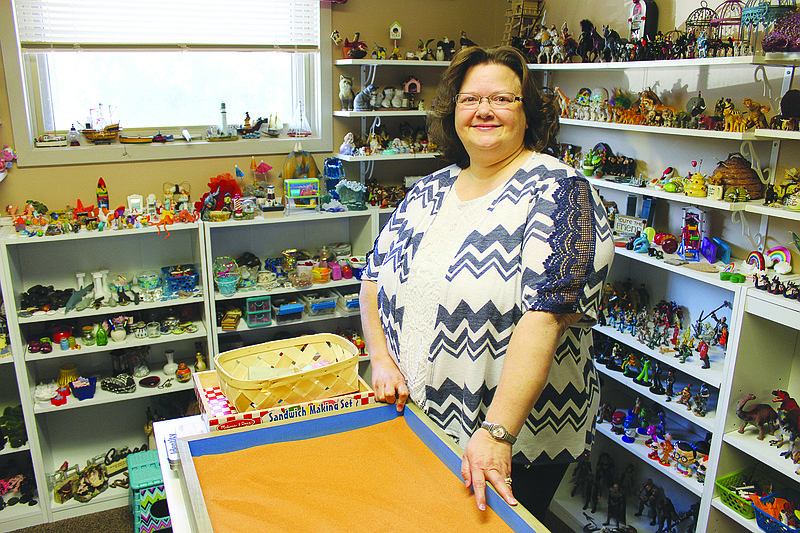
570, 450, 701, 532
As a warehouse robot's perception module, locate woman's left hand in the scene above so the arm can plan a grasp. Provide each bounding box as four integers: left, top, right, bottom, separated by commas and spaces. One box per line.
461, 429, 517, 511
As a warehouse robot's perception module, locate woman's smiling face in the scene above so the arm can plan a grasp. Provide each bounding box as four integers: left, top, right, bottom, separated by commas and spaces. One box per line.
454, 63, 527, 163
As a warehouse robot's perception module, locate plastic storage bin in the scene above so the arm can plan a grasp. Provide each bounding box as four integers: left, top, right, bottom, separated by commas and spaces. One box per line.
336, 288, 360, 313
716, 467, 783, 519
753, 489, 800, 532
301, 290, 337, 316
245, 295, 272, 328
347, 256, 367, 280
128, 450, 171, 532
161, 265, 198, 293
272, 297, 304, 324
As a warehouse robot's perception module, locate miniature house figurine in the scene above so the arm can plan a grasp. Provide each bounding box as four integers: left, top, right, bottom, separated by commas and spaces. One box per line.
403, 76, 421, 94
389, 22, 402, 40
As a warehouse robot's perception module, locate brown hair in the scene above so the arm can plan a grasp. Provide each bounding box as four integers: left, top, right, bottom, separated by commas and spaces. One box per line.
428, 45, 559, 168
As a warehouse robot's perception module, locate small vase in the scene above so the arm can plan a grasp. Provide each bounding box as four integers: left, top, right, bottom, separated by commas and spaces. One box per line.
194, 353, 207, 372
163, 350, 178, 376
58, 363, 79, 394
175, 363, 191, 383
110, 328, 126, 342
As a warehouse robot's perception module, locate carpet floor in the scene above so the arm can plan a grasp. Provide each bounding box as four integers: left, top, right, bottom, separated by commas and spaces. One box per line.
7, 506, 571, 533
9, 506, 137, 533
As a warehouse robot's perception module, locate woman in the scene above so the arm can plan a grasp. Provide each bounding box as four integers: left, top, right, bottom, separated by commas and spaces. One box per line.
359, 45, 614, 521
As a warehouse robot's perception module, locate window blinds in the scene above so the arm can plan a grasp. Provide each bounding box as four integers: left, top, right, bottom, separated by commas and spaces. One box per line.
14, 0, 320, 50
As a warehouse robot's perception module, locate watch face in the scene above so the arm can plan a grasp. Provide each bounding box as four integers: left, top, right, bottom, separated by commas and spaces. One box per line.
491, 426, 504, 439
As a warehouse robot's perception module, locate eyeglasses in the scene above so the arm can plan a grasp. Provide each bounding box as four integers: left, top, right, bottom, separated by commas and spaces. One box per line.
454, 93, 523, 109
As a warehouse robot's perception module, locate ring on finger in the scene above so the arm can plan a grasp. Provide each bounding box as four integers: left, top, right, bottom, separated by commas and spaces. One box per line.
504, 476, 512, 485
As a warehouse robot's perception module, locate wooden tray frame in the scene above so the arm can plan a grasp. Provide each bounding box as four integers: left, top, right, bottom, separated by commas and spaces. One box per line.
176, 404, 546, 533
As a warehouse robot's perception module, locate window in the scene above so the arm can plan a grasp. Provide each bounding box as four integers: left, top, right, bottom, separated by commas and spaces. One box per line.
1, 1, 332, 167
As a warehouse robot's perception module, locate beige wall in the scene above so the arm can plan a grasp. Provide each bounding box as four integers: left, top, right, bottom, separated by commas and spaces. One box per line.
0, 0, 507, 212
0, 0, 703, 212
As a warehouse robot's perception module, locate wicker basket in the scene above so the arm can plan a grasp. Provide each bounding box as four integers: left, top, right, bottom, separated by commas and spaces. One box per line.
214, 333, 360, 412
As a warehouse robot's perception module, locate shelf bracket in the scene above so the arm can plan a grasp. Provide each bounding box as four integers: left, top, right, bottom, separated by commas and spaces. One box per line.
754, 64, 778, 108
740, 139, 771, 185
730, 210, 765, 251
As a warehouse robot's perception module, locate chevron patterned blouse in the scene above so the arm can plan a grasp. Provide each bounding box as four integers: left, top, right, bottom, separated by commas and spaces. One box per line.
363, 151, 614, 465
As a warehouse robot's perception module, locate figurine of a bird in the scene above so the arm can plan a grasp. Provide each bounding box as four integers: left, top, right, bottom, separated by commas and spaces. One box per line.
460, 30, 478, 49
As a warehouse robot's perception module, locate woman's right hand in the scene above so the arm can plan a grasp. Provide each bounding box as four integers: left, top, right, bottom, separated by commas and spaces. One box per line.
370, 355, 409, 411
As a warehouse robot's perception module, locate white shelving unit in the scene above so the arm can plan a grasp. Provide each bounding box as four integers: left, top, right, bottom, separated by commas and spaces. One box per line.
333, 58, 447, 207
541, 54, 800, 533
202, 211, 374, 356
0, 223, 212, 525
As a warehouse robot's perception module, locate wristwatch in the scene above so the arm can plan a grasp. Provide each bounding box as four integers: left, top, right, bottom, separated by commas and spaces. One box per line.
480, 421, 517, 444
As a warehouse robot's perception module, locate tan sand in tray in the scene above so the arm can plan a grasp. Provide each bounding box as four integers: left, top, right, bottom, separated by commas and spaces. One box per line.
192, 416, 518, 533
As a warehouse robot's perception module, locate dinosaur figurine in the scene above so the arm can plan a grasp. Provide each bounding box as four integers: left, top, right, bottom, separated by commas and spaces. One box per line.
736, 394, 778, 440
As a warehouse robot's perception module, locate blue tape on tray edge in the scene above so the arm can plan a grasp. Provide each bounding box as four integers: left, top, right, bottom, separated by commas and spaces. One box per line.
189, 404, 538, 532
188, 404, 399, 457
404, 410, 538, 533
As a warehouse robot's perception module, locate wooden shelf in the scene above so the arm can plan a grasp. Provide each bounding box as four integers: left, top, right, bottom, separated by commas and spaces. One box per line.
560, 118, 759, 140
334, 59, 450, 67
595, 363, 716, 433
334, 152, 440, 162
595, 324, 726, 389
529, 55, 757, 71
586, 176, 751, 212
32, 367, 195, 414
334, 110, 428, 117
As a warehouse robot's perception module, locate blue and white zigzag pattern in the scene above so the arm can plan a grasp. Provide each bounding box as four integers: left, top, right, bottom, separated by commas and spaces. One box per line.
364, 153, 614, 464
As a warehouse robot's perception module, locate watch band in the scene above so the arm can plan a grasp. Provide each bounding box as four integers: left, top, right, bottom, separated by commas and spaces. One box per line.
480, 421, 517, 444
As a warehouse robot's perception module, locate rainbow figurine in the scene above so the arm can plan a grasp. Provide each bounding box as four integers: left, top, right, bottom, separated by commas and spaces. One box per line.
746, 250, 765, 272
768, 246, 793, 274
723, 262, 736, 273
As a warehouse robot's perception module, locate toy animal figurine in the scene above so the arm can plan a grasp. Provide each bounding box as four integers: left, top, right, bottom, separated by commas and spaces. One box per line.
459, 30, 478, 49
353, 84, 377, 112
602, 25, 624, 62
743, 98, 771, 129
338, 75, 355, 111
536, 26, 555, 64
372, 42, 387, 60
737, 394, 779, 439
391, 89, 404, 108
343, 33, 368, 59
578, 19, 604, 63
381, 87, 394, 108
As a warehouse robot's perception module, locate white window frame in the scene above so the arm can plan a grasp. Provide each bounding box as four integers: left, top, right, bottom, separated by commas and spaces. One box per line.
0, 2, 332, 168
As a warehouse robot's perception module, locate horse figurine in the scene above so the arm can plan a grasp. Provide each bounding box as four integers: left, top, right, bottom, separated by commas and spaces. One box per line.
536, 26, 555, 64
602, 25, 624, 62
578, 19, 604, 62
560, 23, 580, 63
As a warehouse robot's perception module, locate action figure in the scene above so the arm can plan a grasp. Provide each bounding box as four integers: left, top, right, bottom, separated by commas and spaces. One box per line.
570, 454, 592, 497
603, 483, 627, 528
693, 383, 710, 417
677, 385, 693, 410
649, 361, 665, 394
634, 478, 660, 525
595, 452, 616, 493
582, 473, 600, 513
697, 339, 710, 369
617, 463, 636, 498
656, 497, 678, 533
665, 369, 676, 401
